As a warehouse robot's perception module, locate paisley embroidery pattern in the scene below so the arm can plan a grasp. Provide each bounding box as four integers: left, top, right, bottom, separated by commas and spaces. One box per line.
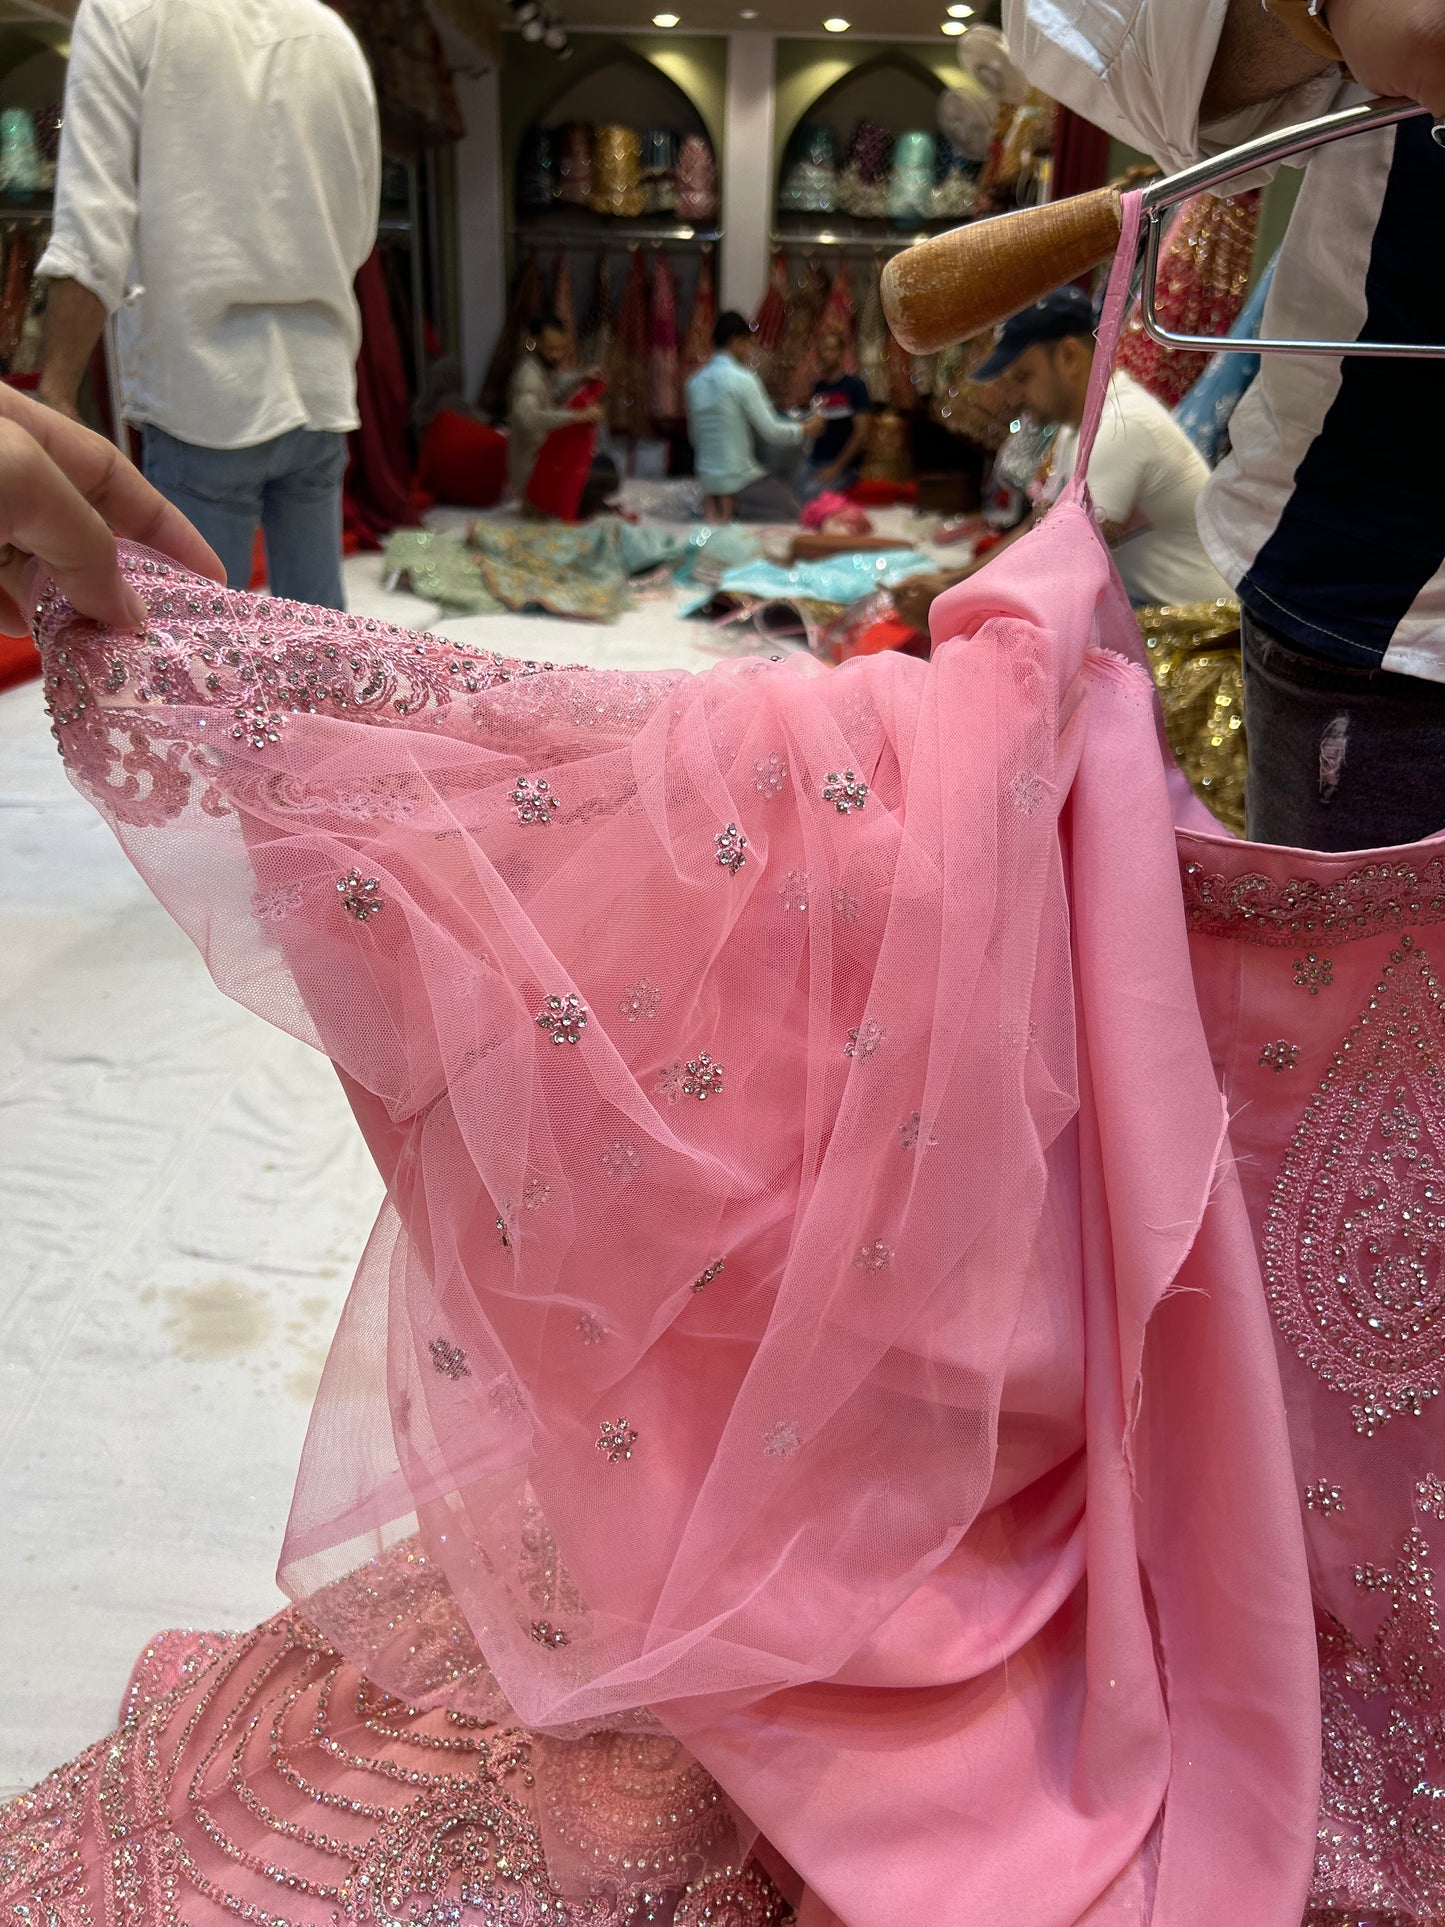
1263, 938, 1445, 1435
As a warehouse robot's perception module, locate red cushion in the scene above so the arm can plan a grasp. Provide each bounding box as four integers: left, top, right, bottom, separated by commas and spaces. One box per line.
525, 379, 606, 523
417, 410, 508, 509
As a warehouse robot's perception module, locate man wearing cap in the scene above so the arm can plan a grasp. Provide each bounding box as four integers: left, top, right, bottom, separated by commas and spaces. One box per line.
897, 286, 1227, 634
980, 287, 1229, 606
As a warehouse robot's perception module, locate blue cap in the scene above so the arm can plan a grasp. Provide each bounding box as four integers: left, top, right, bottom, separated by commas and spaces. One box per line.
971, 285, 1096, 382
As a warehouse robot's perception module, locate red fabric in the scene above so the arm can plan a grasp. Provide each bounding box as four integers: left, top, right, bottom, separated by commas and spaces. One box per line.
524, 377, 605, 521
648, 251, 682, 424
417, 411, 508, 508
345, 250, 422, 550
608, 250, 652, 440
846, 479, 916, 506
1051, 107, 1111, 206
249, 530, 267, 591
682, 249, 716, 382
838, 615, 923, 659
0, 629, 39, 691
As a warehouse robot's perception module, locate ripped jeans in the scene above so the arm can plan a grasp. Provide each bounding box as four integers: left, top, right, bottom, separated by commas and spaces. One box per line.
1241, 610, 1445, 851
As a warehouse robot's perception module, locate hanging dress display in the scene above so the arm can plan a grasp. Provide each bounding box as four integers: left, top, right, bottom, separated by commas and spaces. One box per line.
581, 253, 616, 381
788, 260, 858, 411
6, 199, 1334, 1927
480, 252, 543, 422
551, 251, 578, 359
681, 246, 716, 383
606, 245, 652, 441
648, 248, 682, 425
1116, 190, 1263, 410
674, 136, 718, 223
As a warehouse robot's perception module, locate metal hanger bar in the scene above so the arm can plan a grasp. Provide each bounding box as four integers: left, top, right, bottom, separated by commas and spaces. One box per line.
1138, 97, 1445, 358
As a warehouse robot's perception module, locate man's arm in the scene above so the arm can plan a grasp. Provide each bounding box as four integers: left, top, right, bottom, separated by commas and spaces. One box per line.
740, 369, 806, 451
36, 0, 143, 417
1202, 0, 1332, 121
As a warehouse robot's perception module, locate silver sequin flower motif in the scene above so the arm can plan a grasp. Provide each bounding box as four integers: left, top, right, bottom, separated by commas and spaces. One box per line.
900, 1113, 938, 1153
536, 993, 587, 1045
845, 1021, 884, 1060
1294, 952, 1334, 996
822, 770, 868, 814
854, 1240, 893, 1273
600, 1139, 642, 1183
530, 1620, 569, 1649
683, 1053, 724, 1100
1419, 1474, 1445, 1520
715, 823, 748, 874
1259, 1040, 1300, 1073
692, 1258, 726, 1292
429, 1339, 470, 1380
512, 776, 560, 825
1009, 771, 1045, 816
597, 1418, 638, 1464
576, 1312, 608, 1346
754, 752, 788, 797
780, 869, 811, 912
337, 869, 384, 922
620, 978, 661, 1023
1305, 1480, 1345, 1515
232, 700, 283, 750
763, 1421, 801, 1460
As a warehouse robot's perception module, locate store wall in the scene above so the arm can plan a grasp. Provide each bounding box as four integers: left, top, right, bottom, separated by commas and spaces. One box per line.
773, 40, 969, 175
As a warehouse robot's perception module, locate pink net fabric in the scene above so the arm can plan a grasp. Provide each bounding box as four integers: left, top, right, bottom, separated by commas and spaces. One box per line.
22, 194, 1321, 1923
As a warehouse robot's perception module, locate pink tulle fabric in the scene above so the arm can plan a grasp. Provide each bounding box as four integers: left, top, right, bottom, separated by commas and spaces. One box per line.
18, 197, 1326, 1923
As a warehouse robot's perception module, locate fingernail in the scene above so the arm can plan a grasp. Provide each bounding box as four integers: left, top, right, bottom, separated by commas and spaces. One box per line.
122, 587, 148, 630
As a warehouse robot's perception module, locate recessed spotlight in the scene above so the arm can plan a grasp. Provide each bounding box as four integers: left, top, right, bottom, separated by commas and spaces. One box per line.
941, 18, 967, 31
740, 6, 758, 13
946, 3, 975, 14
653, 10, 679, 22
823, 15, 850, 27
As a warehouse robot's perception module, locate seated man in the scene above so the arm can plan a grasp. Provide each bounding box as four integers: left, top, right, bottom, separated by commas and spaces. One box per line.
507, 313, 613, 519
801, 330, 872, 501
686, 311, 823, 523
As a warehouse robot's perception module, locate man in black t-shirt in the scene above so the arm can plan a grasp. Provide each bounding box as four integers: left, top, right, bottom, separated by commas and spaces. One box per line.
802, 331, 871, 501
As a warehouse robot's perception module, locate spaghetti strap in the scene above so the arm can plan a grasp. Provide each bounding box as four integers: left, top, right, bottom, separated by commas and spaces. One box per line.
1065, 190, 1143, 498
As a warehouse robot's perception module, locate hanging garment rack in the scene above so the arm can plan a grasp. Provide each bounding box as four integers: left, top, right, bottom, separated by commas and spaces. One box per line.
882, 98, 1443, 360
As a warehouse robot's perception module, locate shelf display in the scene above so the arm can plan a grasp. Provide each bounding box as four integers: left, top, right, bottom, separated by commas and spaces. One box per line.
641, 128, 678, 214
889, 130, 936, 224
590, 123, 645, 218
674, 133, 718, 223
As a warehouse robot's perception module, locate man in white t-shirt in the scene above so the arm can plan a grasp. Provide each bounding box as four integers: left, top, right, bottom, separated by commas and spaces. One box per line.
37, 0, 380, 610
975, 286, 1230, 607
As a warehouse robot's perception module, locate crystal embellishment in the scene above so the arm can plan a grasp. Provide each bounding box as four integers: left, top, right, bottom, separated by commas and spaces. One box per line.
692, 1259, 726, 1292
754, 752, 788, 797
337, 869, 384, 922
715, 823, 747, 874
1294, 951, 1334, 995
536, 993, 588, 1045
683, 1053, 724, 1100
597, 1418, 638, 1464
822, 770, 868, 814
1305, 1481, 1345, 1515
1259, 1040, 1300, 1073
530, 1620, 569, 1648
1419, 1474, 1445, 1520
900, 1113, 938, 1152
845, 1021, 884, 1060
429, 1338, 470, 1380
854, 1240, 893, 1273
1263, 937, 1445, 1436
763, 1421, 801, 1460
512, 775, 560, 825
620, 978, 661, 1022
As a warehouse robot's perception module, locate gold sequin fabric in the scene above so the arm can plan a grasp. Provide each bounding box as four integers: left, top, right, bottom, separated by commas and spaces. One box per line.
1137, 599, 1246, 837
0, 1555, 790, 1927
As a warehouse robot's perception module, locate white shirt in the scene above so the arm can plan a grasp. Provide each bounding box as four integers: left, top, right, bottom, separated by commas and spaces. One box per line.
1007, 0, 1445, 680
1051, 371, 1233, 607
39, 0, 381, 450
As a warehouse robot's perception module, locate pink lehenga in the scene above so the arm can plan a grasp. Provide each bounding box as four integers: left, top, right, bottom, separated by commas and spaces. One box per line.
8, 195, 1435, 1925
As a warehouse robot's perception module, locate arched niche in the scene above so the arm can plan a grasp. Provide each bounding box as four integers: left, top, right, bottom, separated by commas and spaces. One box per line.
774, 47, 949, 183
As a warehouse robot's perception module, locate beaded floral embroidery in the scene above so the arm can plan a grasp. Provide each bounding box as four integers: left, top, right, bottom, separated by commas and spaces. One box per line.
1263, 938, 1445, 1435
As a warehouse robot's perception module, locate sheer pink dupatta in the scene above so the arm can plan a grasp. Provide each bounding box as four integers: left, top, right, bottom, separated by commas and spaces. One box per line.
32, 196, 1315, 1925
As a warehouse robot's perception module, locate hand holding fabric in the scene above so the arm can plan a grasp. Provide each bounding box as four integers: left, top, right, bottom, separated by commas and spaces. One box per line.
0, 382, 221, 634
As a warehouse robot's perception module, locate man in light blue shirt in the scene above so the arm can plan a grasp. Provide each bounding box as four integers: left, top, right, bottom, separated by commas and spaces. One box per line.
686, 311, 824, 522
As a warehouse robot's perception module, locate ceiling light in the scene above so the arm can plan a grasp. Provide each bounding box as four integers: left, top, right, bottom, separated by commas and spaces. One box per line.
941, 18, 967, 31
946, 3, 975, 14
823, 15, 850, 27
740, 6, 758, 13
653, 10, 679, 21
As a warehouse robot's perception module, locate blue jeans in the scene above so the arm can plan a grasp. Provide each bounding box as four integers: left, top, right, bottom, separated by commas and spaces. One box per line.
142, 425, 348, 610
